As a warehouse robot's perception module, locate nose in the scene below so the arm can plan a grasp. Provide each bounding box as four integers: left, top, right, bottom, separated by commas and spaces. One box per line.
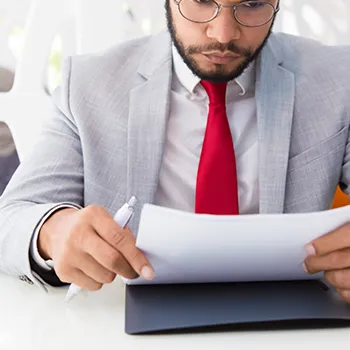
206, 7, 241, 44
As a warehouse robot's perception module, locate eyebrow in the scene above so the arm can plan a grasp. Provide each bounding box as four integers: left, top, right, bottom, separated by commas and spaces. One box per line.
216, 0, 268, 5
222, 0, 266, 4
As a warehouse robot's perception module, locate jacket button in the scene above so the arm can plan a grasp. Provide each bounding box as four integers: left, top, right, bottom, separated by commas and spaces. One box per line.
19, 275, 34, 285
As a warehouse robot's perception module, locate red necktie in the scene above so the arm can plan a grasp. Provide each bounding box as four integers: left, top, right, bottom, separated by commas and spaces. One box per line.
195, 81, 239, 215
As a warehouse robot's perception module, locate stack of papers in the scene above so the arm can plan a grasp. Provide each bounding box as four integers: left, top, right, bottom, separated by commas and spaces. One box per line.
124, 205, 350, 285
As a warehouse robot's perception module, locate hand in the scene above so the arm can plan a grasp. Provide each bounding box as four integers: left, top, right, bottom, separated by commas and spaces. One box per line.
38, 205, 154, 291
303, 223, 350, 303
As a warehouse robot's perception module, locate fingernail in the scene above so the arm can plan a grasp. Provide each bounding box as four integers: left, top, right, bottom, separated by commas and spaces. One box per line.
302, 262, 309, 274
141, 266, 155, 280
305, 244, 316, 257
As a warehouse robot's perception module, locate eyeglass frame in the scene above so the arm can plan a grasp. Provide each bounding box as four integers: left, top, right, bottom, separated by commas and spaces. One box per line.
173, 0, 280, 27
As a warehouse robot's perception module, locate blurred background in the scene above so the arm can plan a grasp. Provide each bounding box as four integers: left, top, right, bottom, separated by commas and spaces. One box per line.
0, 0, 350, 202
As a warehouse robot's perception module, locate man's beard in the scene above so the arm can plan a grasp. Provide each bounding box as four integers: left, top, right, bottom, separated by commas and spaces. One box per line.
165, 0, 274, 83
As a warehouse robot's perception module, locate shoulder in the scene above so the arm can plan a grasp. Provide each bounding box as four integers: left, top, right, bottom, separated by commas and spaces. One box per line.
69, 34, 153, 80
270, 32, 350, 77
54, 33, 161, 118
58, 29, 171, 104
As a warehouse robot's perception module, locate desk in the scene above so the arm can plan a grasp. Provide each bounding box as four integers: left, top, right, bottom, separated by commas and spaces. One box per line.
1, 274, 350, 350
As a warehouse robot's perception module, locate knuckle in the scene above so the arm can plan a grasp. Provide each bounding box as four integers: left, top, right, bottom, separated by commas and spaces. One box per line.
66, 226, 89, 251
103, 272, 116, 284
127, 249, 142, 266
109, 228, 128, 247
106, 250, 124, 270
330, 252, 344, 267
333, 271, 347, 287
84, 205, 99, 214
62, 241, 79, 263
84, 205, 106, 217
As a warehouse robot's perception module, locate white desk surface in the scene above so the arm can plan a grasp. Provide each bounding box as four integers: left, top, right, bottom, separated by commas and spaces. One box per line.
1, 273, 350, 350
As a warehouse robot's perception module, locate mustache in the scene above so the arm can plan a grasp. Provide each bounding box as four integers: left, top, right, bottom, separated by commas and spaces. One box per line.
186, 42, 252, 57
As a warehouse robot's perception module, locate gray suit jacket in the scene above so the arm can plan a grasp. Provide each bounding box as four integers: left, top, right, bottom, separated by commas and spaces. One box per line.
1, 30, 350, 288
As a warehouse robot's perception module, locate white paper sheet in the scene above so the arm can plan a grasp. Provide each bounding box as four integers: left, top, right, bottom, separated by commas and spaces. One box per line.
124, 205, 350, 285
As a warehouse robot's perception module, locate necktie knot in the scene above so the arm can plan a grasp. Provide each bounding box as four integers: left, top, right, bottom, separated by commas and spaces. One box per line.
201, 81, 227, 105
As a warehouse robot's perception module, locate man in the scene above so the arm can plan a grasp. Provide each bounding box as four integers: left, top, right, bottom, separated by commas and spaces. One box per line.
1, 0, 350, 301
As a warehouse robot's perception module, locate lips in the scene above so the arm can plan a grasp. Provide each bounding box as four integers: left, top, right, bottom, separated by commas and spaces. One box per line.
202, 52, 241, 64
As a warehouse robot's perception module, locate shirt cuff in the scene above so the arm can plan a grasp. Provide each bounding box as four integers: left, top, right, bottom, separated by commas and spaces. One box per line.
30, 204, 80, 271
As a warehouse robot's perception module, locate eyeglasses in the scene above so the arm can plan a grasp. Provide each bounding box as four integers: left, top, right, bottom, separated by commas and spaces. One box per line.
174, 0, 280, 27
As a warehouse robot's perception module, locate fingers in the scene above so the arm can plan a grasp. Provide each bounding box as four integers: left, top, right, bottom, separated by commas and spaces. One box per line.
307, 223, 350, 256
324, 269, 350, 290
57, 267, 103, 291
83, 231, 138, 279
74, 253, 117, 284
303, 225, 350, 304
52, 205, 154, 289
304, 248, 350, 274
89, 206, 154, 280
336, 289, 350, 303
55, 249, 114, 288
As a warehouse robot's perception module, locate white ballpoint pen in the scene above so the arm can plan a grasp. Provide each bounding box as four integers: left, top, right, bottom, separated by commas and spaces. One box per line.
64, 196, 138, 302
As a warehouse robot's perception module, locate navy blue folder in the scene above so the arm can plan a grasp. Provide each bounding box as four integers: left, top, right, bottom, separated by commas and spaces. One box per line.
125, 280, 350, 335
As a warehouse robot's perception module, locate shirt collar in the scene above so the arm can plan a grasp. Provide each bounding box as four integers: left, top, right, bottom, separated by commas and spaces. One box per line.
172, 45, 255, 96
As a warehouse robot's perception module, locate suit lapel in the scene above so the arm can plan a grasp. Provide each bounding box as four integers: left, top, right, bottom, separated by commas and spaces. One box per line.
126, 31, 296, 228
126, 31, 172, 233
256, 35, 295, 214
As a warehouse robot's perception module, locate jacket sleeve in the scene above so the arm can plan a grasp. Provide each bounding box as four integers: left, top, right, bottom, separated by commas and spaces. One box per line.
0, 57, 84, 291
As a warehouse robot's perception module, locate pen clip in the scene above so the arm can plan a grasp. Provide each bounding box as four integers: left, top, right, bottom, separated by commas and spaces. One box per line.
124, 196, 137, 227
128, 196, 138, 209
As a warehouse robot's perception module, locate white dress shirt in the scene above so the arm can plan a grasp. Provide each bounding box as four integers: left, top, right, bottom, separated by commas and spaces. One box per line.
155, 46, 259, 214
31, 46, 260, 271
